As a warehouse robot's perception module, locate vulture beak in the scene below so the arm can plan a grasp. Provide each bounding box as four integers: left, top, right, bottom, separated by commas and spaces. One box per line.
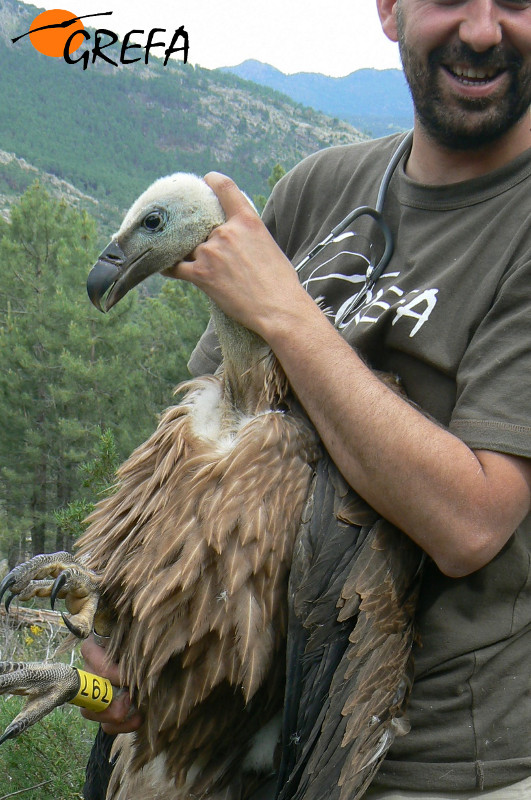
87, 241, 153, 312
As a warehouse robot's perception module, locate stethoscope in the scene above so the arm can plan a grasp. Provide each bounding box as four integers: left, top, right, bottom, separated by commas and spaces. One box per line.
295, 130, 413, 326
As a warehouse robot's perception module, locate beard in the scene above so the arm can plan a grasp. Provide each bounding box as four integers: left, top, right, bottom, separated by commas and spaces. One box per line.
396, 7, 531, 150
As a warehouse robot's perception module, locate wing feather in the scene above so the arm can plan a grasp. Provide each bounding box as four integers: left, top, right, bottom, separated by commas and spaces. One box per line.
277, 455, 423, 800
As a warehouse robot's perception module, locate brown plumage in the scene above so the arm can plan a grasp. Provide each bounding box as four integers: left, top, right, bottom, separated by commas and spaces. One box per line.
0, 173, 423, 800
77, 363, 320, 798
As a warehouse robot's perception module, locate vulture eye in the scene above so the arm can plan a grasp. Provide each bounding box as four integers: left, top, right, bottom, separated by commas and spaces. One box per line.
143, 212, 165, 232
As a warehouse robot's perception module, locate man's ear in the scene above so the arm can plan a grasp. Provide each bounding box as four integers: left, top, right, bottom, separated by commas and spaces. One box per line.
377, 0, 399, 42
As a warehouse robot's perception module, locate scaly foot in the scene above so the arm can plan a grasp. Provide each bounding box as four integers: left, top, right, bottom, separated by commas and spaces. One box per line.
0, 661, 113, 743
0, 552, 101, 638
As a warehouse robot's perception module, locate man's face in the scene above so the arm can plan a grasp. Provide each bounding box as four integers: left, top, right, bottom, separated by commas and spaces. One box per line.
396, 0, 531, 150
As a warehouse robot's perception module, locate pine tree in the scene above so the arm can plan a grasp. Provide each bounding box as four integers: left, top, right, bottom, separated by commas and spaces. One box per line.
54, 427, 120, 550
0, 182, 100, 557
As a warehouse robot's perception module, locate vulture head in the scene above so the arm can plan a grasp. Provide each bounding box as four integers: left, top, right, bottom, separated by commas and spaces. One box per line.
87, 174, 225, 312
87, 173, 281, 412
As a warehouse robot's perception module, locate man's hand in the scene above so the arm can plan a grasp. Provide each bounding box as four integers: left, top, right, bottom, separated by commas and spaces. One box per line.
164, 172, 316, 341
79, 635, 143, 735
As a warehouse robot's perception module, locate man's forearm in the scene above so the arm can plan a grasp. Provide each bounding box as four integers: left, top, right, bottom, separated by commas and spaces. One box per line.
263, 293, 530, 577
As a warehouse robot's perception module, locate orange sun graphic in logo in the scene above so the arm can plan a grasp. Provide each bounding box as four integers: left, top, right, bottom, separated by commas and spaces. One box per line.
28, 9, 85, 57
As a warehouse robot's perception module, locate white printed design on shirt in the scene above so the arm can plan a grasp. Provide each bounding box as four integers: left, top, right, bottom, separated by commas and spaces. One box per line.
393, 289, 439, 337
299, 233, 438, 337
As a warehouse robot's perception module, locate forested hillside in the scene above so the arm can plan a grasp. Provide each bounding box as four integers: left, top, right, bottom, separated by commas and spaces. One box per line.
0, 0, 366, 233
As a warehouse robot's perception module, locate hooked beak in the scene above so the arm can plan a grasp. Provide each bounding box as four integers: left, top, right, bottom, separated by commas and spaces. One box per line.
87, 242, 126, 313
87, 241, 153, 312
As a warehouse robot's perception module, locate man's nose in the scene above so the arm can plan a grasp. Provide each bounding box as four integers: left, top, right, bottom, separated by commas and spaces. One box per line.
459, 0, 503, 51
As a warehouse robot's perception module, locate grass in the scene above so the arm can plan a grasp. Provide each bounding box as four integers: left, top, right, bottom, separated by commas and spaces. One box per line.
0, 614, 97, 799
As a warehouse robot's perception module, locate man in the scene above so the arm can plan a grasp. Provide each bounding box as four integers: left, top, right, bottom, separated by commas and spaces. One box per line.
82, 0, 531, 796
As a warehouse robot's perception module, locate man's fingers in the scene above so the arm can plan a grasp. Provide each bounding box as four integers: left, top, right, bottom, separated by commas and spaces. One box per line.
80, 688, 128, 722
161, 261, 195, 283
80, 686, 143, 733
100, 715, 143, 736
80, 634, 120, 682
203, 172, 257, 219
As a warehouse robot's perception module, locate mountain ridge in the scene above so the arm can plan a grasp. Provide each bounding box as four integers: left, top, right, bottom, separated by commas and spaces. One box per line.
221, 59, 413, 137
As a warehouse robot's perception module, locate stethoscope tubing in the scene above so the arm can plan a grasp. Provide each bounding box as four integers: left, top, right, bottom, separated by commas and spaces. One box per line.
294, 130, 414, 323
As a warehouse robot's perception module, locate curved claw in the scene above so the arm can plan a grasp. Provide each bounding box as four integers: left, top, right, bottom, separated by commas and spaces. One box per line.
0, 576, 16, 608
60, 611, 84, 639
51, 572, 69, 611
4, 593, 15, 614
0, 721, 22, 745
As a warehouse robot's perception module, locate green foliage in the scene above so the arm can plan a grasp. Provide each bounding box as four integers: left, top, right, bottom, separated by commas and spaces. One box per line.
0, 181, 101, 557
253, 162, 287, 214
0, 182, 209, 563
77, 428, 120, 494
253, 194, 268, 215
0, 697, 93, 798
54, 428, 120, 543
268, 163, 286, 190
0, 160, 34, 197
54, 499, 95, 546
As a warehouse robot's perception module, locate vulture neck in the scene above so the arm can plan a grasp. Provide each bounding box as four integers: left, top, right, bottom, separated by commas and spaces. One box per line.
211, 304, 288, 416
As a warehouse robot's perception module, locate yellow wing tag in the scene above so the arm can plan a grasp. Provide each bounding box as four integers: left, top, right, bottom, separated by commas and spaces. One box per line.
70, 669, 113, 712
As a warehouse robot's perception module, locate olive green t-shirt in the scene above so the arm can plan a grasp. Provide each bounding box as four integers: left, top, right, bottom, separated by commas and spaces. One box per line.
188, 135, 531, 791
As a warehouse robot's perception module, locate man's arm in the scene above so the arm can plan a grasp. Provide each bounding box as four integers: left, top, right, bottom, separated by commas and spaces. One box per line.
171, 173, 531, 578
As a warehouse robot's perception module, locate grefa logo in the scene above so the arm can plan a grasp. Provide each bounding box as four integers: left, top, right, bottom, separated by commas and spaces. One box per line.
12, 9, 189, 70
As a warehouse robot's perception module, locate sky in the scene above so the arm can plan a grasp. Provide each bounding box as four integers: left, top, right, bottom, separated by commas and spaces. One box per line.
28, 0, 403, 77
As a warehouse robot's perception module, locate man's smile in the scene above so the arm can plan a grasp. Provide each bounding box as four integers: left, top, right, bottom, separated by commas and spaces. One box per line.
440, 61, 508, 99
446, 64, 502, 82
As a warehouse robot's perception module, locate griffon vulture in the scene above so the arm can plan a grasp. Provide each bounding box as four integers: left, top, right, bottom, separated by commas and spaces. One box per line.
0, 173, 422, 800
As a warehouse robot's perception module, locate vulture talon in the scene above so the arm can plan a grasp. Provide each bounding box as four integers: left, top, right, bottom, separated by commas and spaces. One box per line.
0, 554, 103, 641
0, 553, 77, 606
0, 662, 91, 742
0, 576, 15, 607
4, 593, 15, 614
60, 610, 84, 638
50, 572, 69, 610
0, 725, 18, 746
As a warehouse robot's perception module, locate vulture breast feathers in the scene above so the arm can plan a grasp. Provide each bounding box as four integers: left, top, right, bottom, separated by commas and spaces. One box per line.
2, 174, 423, 800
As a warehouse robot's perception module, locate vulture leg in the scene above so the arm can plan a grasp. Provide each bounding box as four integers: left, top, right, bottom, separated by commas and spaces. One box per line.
0, 661, 83, 743
0, 551, 103, 638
